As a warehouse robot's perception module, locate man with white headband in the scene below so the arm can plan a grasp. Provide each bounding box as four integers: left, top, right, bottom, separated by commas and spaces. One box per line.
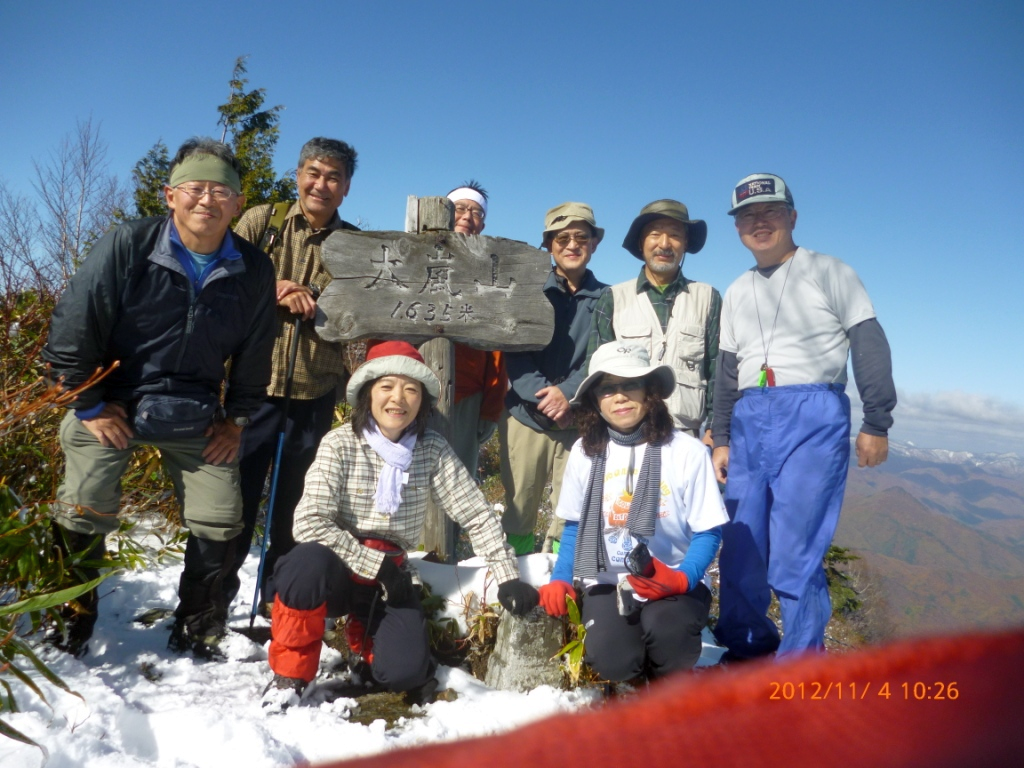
42, 137, 276, 659
444, 180, 508, 480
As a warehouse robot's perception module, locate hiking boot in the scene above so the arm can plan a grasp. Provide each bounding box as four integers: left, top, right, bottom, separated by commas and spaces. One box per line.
403, 676, 439, 707
44, 609, 96, 659
265, 674, 307, 696
348, 658, 379, 687
717, 649, 772, 666
169, 534, 235, 660
261, 674, 308, 711
168, 618, 227, 661
44, 526, 106, 658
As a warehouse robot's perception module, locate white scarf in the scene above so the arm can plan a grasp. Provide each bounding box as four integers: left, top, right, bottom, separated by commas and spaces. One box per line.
363, 419, 418, 516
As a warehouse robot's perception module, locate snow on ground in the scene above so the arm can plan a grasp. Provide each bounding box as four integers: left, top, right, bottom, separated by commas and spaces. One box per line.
2, 551, 725, 768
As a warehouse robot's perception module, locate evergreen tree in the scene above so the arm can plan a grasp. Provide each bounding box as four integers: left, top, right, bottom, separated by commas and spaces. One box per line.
217, 56, 296, 205
129, 57, 295, 217
132, 140, 170, 217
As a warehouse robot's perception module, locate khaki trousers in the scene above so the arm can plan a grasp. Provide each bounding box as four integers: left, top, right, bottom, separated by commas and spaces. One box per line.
55, 411, 242, 541
498, 411, 577, 539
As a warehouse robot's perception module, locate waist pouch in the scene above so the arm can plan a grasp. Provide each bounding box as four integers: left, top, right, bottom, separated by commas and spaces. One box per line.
131, 392, 219, 440
351, 537, 407, 586
522, 401, 558, 431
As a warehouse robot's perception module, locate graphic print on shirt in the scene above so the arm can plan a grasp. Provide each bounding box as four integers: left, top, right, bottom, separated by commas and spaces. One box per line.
602, 461, 669, 567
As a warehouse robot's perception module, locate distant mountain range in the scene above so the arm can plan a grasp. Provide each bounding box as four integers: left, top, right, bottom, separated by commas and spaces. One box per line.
834, 439, 1024, 638
890, 441, 1024, 479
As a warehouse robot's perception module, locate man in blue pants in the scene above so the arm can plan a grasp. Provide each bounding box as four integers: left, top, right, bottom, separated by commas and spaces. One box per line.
711, 173, 896, 659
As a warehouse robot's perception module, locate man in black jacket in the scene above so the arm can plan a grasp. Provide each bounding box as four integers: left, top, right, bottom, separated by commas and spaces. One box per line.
42, 137, 276, 658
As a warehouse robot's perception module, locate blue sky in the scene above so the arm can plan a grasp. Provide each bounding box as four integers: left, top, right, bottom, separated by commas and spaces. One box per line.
1, 1, 1021, 454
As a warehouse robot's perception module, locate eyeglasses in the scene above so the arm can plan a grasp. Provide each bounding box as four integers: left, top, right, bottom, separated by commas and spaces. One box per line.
593, 379, 645, 399
454, 204, 485, 220
553, 232, 591, 247
175, 184, 236, 202
735, 205, 790, 225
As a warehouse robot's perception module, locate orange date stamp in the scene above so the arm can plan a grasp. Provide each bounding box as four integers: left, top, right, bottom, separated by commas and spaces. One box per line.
768, 681, 960, 701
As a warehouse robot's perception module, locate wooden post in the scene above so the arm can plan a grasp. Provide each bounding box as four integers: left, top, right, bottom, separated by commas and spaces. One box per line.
412, 196, 457, 561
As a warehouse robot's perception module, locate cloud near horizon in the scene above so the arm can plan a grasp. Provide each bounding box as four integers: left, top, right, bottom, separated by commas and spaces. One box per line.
849, 389, 1024, 455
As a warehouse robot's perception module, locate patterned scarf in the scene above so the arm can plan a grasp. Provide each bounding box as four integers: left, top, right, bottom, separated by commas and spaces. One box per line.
574, 423, 662, 580
362, 419, 418, 516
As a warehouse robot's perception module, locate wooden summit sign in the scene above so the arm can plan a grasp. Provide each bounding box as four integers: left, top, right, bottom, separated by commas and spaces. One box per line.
318, 229, 554, 351
315, 196, 556, 561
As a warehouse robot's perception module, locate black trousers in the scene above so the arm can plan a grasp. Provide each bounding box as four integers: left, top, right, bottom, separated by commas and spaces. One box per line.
274, 542, 434, 694
229, 390, 336, 602
581, 582, 712, 681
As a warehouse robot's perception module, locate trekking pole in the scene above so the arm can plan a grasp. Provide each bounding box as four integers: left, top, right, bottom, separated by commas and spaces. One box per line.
250, 313, 303, 628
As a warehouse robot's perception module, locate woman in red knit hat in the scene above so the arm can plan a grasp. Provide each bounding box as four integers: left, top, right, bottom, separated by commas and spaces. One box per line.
263, 341, 537, 707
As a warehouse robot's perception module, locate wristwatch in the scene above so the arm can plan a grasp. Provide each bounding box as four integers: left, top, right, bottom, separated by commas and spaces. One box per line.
229, 415, 251, 427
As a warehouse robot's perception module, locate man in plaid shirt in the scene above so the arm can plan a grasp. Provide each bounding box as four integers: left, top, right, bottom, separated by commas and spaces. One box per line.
230, 137, 360, 606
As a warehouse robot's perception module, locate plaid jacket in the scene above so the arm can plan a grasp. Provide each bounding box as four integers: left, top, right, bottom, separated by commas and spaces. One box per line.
234, 202, 358, 400
292, 424, 520, 584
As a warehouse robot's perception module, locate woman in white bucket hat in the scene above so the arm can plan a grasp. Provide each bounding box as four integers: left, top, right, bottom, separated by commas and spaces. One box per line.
537, 341, 728, 680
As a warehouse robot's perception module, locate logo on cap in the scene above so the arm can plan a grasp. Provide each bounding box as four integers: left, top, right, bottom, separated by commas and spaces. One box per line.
736, 178, 776, 203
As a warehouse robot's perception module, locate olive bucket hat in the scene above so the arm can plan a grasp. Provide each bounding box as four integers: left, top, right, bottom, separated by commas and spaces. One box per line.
540, 202, 605, 248
621, 199, 707, 259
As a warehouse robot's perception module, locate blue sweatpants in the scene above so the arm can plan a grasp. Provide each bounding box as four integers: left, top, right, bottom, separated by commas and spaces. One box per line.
714, 384, 850, 658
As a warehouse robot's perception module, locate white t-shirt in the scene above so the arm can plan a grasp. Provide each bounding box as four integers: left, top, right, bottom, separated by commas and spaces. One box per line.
556, 431, 728, 586
720, 248, 876, 390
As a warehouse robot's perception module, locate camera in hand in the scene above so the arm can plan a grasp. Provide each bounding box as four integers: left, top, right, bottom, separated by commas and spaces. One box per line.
624, 541, 655, 578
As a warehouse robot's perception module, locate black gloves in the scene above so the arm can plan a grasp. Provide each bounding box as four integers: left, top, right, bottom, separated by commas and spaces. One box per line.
377, 556, 415, 605
497, 579, 540, 617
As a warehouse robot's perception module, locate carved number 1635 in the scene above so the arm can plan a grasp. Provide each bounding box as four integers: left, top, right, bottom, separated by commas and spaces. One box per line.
391, 301, 451, 322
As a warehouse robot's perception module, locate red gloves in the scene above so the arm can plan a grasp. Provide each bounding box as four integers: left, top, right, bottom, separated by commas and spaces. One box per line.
538, 580, 577, 617
627, 558, 689, 600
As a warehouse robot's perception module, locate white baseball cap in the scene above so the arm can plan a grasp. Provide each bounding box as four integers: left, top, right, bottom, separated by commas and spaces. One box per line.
728, 173, 795, 215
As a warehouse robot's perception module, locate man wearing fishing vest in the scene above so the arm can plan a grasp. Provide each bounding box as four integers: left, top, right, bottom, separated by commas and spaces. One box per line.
587, 199, 721, 445
230, 137, 360, 608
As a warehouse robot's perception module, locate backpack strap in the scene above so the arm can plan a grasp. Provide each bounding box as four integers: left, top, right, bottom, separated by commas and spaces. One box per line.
257, 201, 293, 254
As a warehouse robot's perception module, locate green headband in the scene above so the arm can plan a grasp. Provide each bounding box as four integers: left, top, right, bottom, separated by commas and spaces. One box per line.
168, 154, 241, 193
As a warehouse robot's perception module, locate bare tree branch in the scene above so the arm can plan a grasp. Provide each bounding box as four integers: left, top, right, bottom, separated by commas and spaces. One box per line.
0, 180, 41, 294
32, 117, 129, 283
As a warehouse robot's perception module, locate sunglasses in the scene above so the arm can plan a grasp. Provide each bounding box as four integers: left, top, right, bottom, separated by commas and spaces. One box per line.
593, 379, 645, 400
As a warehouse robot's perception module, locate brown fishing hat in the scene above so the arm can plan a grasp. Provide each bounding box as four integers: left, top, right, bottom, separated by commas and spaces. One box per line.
621, 199, 707, 259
